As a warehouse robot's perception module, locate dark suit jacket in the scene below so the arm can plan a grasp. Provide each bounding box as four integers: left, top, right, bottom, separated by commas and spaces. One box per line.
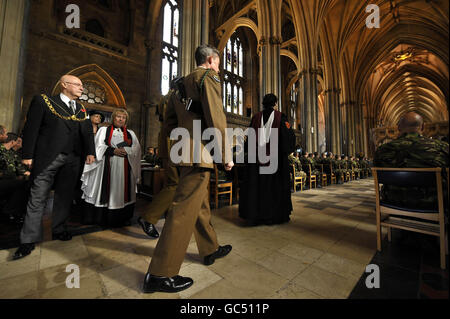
22, 94, 95, 178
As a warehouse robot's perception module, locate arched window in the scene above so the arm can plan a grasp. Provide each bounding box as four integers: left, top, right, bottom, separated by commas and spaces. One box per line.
86, 19, 105, 37
290, 83, 297, 129
161, 0, 180, 95
222, 34, 245, 116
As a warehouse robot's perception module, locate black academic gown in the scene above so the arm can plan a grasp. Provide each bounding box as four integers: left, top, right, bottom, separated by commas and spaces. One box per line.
239, 108, 296, 225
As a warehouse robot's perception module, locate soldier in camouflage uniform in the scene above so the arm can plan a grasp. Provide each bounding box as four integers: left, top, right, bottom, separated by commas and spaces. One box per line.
333, 154, 345, 183
374, 112, 449, 210
357, 153, 369, 178
338, 155, 348, 182
0, 133, 30, 222
322, 152, 337, 184
350, 156, 361, 179
288, 152, 306, 189
0, 125, 7, 143
308, 153, 322, 186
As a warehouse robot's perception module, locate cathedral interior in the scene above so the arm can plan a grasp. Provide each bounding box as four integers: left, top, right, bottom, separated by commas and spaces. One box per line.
0, 0, 448, 301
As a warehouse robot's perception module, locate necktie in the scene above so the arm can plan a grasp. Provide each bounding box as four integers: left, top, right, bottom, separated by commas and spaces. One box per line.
69, 101, 76, 114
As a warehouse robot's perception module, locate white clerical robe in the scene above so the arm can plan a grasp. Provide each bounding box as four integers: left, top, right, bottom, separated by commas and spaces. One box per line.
81, 126, 141, 209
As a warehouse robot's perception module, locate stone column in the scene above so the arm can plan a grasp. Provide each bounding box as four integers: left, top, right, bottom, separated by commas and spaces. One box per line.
258, 36, 282, 111
299, 69, 319, 152
0, 0, 29, 132
181, 0, 209, 76
324, 88, 342, 155
341, 101, 358, 156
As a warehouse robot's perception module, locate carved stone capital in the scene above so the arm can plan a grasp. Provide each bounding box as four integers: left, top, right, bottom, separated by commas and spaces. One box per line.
269, 36, 282, 45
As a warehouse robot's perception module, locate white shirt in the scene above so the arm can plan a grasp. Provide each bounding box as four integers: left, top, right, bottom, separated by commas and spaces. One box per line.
60, 93, 76, 112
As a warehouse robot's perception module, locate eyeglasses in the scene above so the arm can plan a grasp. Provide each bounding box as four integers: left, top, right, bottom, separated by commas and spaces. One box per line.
64, 82, 84, 89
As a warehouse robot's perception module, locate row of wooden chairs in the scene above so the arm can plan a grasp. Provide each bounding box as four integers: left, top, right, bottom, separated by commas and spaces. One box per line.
290, 161, 373, 193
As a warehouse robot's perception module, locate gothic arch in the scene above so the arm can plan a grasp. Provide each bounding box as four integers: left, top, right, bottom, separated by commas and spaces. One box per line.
217, 18, 260, 52
280, 49, 299, 71
52, 64, 126, 111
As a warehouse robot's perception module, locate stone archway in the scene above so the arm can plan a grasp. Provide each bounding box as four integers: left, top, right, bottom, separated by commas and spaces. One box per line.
52, 64, 126, 123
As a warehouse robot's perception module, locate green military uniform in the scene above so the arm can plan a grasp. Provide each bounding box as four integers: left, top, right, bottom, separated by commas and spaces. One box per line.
357, 154, 370, 178
0, 145, 27, 179
374, 132, 449, 209
148, 67, 231, 277
1, 145, 30, 220
143, 153, 156, 165
309, 156, 321, 184
288, 153, 306, 187
350, 158, 361, 179
332, 157, 344, 183
142, 90, 179, 225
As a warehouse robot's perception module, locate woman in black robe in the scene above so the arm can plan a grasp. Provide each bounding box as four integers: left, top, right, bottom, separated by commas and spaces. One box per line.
238, 94, 296, 225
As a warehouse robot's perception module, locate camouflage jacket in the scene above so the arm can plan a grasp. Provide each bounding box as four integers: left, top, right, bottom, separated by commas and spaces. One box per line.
288, 154, 303, 172
374, 132, 449, 209
0, 145, 27, 179
374, 133, 449, 168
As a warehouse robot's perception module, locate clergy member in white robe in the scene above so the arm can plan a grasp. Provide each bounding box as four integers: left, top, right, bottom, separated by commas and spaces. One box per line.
81, 109, 141, 227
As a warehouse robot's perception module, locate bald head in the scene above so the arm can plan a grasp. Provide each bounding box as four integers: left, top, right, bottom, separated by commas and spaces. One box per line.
398, 112, 424, 134
60, 75, 83, 100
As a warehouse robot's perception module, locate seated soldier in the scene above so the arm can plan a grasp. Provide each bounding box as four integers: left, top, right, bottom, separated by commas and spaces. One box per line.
374, 112, 449, 210
350, 156, 361, 179
154, 148, 162, 167
144, 147, 156, 166
288, 152, 306, 189
0, 133, 30, 223
309, 153, 322, 187
357, 153, 369, 178
333, 154, 345, 184
0, 125, 7, 143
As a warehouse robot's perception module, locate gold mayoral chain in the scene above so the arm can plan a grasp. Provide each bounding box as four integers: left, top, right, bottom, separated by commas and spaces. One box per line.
41, 94, 87, 122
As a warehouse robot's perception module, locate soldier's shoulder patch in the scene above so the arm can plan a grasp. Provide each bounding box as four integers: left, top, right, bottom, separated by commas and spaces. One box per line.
212, 75, 221, 83
285, 121, 291, 129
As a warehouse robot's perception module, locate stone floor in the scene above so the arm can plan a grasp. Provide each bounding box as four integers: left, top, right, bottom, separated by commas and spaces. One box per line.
0, 178, 444, 299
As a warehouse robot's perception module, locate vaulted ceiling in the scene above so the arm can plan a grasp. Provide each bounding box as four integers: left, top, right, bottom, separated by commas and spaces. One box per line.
210, 0, 449, 128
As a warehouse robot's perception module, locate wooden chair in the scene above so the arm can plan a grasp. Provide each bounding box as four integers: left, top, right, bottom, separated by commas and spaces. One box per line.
350, 164, 356, 180
209, 164, 233, 209
306, 164, 317, 189
341, 163, 350, 182
319, 164, 327, 187
291, 164, 303, 192
328, 164, 337, 184
372, 167, 448, 269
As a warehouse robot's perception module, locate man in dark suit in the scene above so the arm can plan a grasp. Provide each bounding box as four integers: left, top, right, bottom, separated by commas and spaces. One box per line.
13, 75, 95, 260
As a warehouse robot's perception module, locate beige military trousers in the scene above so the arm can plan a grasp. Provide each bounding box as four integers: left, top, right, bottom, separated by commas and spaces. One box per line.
148, 166, 219, 277
142, 159, 178, 224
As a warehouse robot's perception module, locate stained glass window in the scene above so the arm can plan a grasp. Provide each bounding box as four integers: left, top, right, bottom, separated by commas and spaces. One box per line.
222, 33, 245, 116
161, 0, 181, 95
290, 83, 297, 129
79, 81, 106, 105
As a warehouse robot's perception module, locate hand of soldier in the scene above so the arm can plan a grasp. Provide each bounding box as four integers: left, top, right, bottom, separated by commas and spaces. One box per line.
224, 161, 234, 171
24, 171, 31, 177
22, 159, 33, 169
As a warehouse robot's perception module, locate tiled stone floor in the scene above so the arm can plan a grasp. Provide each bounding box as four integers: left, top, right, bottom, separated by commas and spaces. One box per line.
0, 178, 445, 299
